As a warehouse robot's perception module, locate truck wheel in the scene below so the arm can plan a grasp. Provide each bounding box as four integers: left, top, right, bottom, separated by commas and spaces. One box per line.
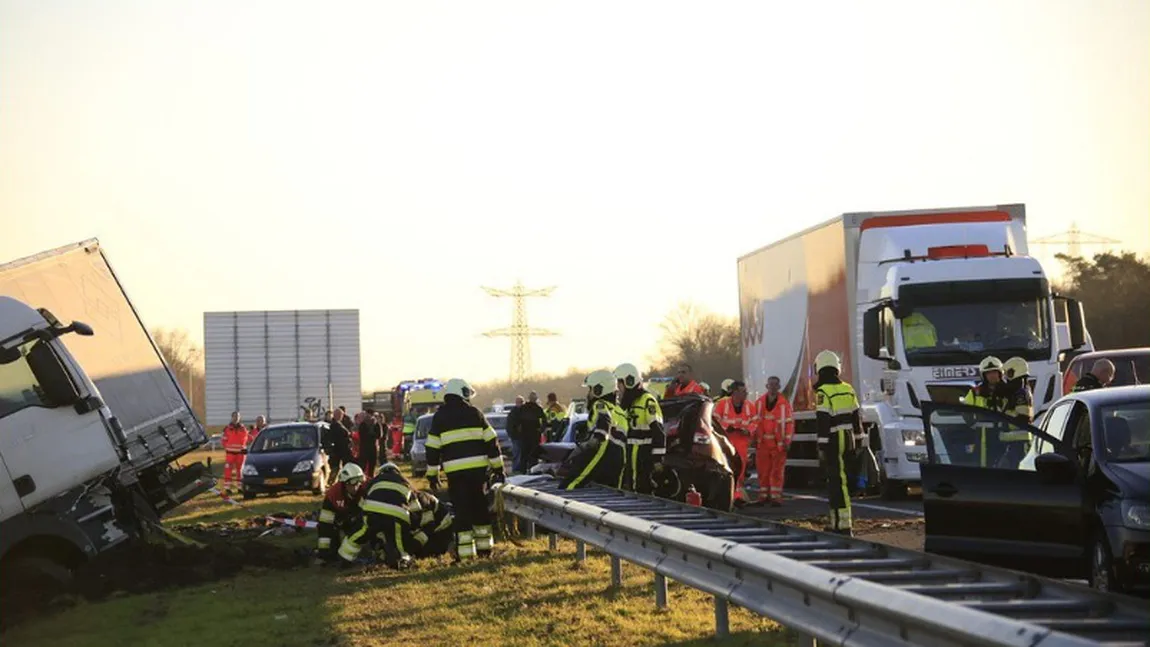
881, 478, 908, 501
1, 556, 74, 604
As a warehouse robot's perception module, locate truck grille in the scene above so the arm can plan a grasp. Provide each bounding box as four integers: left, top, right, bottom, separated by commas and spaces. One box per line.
925, 384, 970, 405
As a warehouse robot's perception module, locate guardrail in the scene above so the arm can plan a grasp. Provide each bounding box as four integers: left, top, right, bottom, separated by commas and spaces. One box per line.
495, 476, 1150, 647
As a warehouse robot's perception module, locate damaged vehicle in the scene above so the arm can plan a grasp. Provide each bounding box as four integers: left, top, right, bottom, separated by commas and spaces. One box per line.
920, 385, 1150, 594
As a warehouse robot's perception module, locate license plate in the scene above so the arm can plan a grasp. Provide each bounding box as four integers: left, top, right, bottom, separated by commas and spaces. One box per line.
264, 477, 288, 485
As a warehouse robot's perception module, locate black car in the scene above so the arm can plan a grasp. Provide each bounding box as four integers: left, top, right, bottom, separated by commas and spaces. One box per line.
240, 422, 330, 499
919, 385, 1150, 594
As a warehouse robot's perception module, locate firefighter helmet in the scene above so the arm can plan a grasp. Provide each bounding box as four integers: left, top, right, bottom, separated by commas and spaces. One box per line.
699, 381, 711, 394
720, 378, 734, 393
582, 370, 616, 398
613, 363, 643, 389
1003, 356, 1029, 380
445, 378, 476, 400
338, 463, 365, 485
815, 350, 842, 373
979, 356, 1004, 376
378, 461, 401, 475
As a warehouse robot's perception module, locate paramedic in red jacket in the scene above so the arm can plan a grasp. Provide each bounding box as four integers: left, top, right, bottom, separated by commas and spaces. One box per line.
221, 411, 250, 492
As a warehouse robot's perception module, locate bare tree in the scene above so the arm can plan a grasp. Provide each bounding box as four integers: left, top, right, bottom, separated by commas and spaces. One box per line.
651, 302, 742, 390
151, 327, 206, 420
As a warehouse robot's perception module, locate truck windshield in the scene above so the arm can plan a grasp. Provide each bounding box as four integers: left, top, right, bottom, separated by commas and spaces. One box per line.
898, 279, 1051, 366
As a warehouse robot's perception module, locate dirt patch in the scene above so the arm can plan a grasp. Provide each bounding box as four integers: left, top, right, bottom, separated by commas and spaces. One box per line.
777, 515, 925, 550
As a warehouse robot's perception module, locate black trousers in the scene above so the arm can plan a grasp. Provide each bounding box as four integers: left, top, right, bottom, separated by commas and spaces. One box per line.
821, 431, 852, 532
447, 468, 491, 556
628, 444, 655, 494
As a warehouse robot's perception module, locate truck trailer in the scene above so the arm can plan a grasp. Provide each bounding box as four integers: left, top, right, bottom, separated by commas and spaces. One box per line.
0, 239, 211, 588
737, 204, 1089, 498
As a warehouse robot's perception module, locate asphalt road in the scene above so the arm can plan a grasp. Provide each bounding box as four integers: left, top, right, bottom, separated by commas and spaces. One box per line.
739, 478, 925, 522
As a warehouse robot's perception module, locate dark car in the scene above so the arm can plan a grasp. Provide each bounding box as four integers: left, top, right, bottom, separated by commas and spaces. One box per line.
919, 385, 1150, 594
240, 422, 330, 499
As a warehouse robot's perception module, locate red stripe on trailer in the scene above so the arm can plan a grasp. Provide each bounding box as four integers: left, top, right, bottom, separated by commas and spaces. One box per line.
859, 210, 1010, 231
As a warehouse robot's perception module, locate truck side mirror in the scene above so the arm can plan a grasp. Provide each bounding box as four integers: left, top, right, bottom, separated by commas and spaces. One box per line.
863, 307, 882, 359
25, 341, 81, 407
1066, 299, 1086, 350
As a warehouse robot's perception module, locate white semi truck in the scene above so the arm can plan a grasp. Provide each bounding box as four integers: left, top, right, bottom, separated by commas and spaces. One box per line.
0, 240, 210, 588
737, 203, 1089, 498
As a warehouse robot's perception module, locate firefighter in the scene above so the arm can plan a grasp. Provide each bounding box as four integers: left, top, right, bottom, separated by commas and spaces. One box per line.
316, 463, 367, 564
713, 380, 757, 506
221, 411, 250, 493
338, 462, 415, 569
961, 356, 1009, 467
714, 379, 735, 404
408, 490, 456, 559
998, 356, 1034, 465
557, 370, 628, 490
754, 375, 794, 506
615, 363, 666, 494
814, 350, 860, 536
426, 378, 505, 560
543, 392, 567, 441
665, 364, 705, 397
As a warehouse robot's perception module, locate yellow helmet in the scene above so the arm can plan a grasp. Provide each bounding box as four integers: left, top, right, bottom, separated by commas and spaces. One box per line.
613, 363, 642, 389
1003, 357, 1029, 380
720, 378, 734, 393
444, 378, 476, 400
582, 370, 616, 398
814, 350, 841, 373
978, 356, 1004, 376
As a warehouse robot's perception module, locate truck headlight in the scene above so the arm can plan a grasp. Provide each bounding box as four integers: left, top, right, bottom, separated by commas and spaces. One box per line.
241, 464, 259, 477
293, 459, 315, 473
1122, 500, 1150, 530
902, 429, 926, 446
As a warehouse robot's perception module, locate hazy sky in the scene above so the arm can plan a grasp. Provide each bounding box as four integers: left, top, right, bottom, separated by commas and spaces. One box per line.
2, 0, 1147, 389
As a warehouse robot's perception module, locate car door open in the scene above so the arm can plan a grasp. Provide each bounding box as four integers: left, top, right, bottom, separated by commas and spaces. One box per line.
920, 401, 1086, 578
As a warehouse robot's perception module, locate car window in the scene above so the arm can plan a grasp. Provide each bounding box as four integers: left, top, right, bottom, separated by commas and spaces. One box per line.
1036, 401, 1074, 455
1099, 401, 1150, 463
1067, 402, 1093, 470
1112, 355, 1150, 387
252, 426, 318, 452
925, 404, 1047, 470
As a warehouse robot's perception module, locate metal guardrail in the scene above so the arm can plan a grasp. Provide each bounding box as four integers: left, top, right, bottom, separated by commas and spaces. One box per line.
495, 476, 1150, 647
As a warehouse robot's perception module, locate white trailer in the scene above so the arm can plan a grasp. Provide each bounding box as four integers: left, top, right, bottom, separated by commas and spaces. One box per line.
203, 309, 361, 425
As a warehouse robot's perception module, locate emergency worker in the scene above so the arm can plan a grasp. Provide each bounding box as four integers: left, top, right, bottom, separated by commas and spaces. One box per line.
408, 490, 456, 559
338, 462, 415, 569
316, 463, 367, 564
961, 356, 1009, 467
713, 380, 756, 506
249, 415, 268, 445
544, 392, 567, 441
814, 351, 860, 536
714, 379, 735, 404
664, 364, 705, 397
998, 356, 1034, 465
754, 375, 793, 506
221, 411, 250, 492
615, 363, 666, 494
901, 311, 938, 350
402, 397, 418, 457
425, 378, 505, 560
557, 370, 628, 490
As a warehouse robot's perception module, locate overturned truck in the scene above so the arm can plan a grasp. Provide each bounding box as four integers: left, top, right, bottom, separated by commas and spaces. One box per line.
0, 240, 211, 595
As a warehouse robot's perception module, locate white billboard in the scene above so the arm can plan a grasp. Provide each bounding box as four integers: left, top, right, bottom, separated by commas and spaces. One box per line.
204, 309, 361, 425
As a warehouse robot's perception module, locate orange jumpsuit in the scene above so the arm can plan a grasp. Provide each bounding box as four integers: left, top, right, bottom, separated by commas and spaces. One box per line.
754, 393, 794, 503
713, 397, 758, 502
221, 423, 250, 490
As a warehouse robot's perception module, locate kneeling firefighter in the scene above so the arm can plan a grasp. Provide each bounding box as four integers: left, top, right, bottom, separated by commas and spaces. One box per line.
316, 463, 367, 563
407, 490, 456, 559
338, 462, 416, 569
557, 369, 628, 490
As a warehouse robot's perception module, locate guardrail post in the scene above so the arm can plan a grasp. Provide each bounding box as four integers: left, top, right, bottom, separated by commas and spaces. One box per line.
523, 519, 536, 539
575, 540, 586, 562
548, 532, 558, 551
793, 632, 816, 647
654, 573, 667, 609
611, 556, 623, 588
714, 597, 729, 637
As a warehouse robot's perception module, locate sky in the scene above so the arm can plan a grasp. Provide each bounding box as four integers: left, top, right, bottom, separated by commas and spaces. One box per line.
2, 0, 1147, 390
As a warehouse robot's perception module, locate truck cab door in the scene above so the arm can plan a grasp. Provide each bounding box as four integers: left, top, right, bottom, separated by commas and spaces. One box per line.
921, 401, 1085, 578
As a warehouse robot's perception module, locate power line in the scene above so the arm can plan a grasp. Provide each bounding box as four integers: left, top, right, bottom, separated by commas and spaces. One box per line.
1032, 221, 1118, 259
481, 281, 558, 385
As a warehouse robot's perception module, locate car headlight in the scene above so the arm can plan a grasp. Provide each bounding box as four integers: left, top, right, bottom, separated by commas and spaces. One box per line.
293, 459, 314, 473
241, 464, 259, 477
902, 429, 925, 446
1122, 500, 1150, 530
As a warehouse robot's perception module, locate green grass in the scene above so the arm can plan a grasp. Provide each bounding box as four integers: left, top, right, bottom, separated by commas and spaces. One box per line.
3, 453, 794, 646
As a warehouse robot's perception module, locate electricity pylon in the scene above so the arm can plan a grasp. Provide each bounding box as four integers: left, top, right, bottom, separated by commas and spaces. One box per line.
1033, 222, 1118, 259
482, 281, 558, 385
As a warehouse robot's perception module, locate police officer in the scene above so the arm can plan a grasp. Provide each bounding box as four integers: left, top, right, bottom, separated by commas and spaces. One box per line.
338, 462, 415, 569
615, 363, 666, 494
316, 463, 367, 564
961, 356, 1009, 467
557, 370, 628, 490
425, 378, 505, 560
813, 350, 860, 537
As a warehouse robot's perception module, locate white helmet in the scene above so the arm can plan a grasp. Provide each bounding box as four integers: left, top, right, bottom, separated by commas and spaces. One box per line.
720, 378, 734, 393
338, 463, 365, 485
613, 363, 642, 389
699, 381, 711, 394
583, 369, 616, 398
815, 350, 842, 373
1003, 357, 1029, 380
979, 356, 1004, 376
445, 378, 476, 400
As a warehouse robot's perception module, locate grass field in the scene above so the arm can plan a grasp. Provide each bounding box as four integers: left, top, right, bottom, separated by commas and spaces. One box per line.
2, 451, 795, 647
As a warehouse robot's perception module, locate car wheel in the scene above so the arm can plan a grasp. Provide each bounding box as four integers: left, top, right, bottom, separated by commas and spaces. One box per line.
242, 491, 255, 501
1089, 533, 1119, 593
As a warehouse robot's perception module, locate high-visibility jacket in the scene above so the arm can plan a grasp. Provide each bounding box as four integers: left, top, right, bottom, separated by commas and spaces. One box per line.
222, 423, 249, 454
561, 398, 628, 490
713, 397, 757, 440
665, 380, 705, 398
815, 381, 861, 446
623, 390, 665, 458
402, 412, 418, 436
317, 481, 365, 552
962, 381, 1027, 465
425, 398, 504, 479
901, 312, 938, 350
545, 403, 566, 422
339, 468, 415, 563
755, 393, 794, 449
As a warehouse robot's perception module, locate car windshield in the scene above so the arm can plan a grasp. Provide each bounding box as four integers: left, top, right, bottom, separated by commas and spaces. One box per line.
251, 426, 318, 452
899, 279, 1051, 366
487, 414, 507, 431
1100, 401, 1150, 463
1107, 354, 1150, 387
